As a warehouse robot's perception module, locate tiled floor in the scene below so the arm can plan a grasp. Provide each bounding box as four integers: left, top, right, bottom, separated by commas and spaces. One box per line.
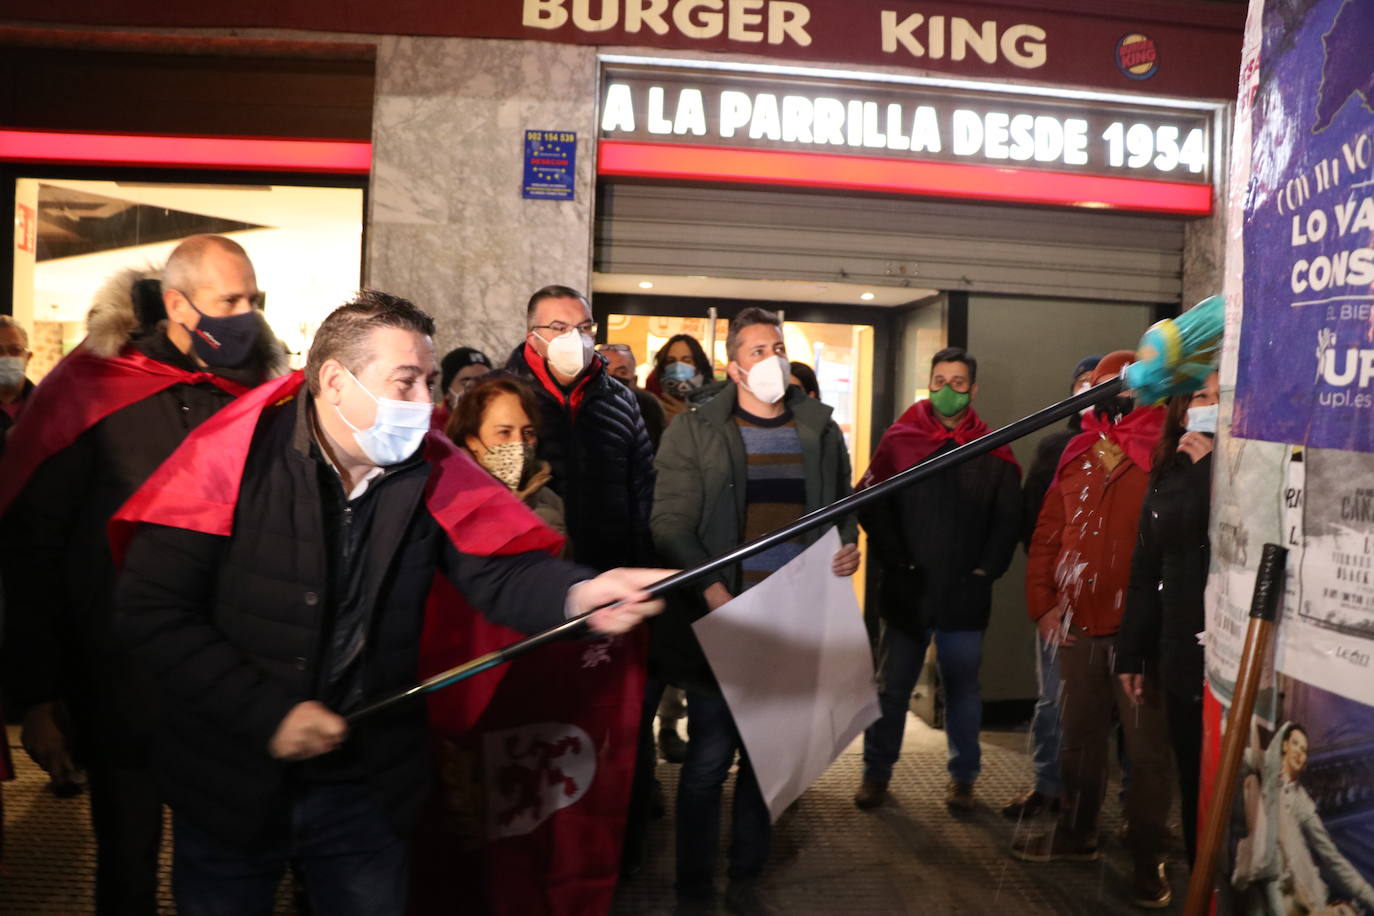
2, 718, 1184, 914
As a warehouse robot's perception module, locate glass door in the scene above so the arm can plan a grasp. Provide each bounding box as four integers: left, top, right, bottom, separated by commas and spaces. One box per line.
11, 176, 364, 381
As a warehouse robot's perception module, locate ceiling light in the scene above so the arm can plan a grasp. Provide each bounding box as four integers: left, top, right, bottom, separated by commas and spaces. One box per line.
859, 292, 875, 301
638, 280, 654, 289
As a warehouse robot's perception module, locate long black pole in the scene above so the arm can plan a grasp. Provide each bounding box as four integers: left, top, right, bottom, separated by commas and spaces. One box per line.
348, 375, 1126, 723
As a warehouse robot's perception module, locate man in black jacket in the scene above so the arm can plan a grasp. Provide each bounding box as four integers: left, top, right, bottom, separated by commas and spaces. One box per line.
1003, 354, 1099, 820
854, 348, 1021, 813
0, 235, 284, 915
505, 285, 655, 570
113, 291, 665, 916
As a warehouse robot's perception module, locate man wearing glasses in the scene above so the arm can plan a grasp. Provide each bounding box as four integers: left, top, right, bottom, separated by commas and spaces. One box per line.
0, 315, 34, 456
852, 346, 1021, 815
598, 342, 665, 450
505, 285, 655, 572
0, 234, 284, 915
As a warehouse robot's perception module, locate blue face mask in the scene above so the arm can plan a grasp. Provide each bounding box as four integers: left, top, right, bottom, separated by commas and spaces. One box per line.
662, 361, 697, 382
335, 367, 432, 466
1186, 403, 1218, 435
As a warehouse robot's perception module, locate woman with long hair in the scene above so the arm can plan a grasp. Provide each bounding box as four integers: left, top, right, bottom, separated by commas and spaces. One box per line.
1116, 369, 1219, 868
444, 375, 566, 545
646, 334, 714, 424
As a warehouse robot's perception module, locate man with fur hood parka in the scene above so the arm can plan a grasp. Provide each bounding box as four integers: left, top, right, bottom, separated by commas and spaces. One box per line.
0, 235, 285, 915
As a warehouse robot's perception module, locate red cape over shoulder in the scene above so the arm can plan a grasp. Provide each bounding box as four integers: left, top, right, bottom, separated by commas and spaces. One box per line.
108, 371, 562, 562
0, 344, 248, 517
859, 398, 1019, 490
1052, 404, 1166, 485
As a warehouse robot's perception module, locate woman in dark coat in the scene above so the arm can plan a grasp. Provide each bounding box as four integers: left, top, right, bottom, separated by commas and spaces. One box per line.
1116, 369, 1219, 867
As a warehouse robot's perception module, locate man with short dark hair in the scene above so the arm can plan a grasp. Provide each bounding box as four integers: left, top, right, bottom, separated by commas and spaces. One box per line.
653, 306, 860, 911
1013, 350, 1174, 909
506, 285, 655, 570
854, 346, 1021, 814
0, 235, 284, 915
112, 290, 667, 915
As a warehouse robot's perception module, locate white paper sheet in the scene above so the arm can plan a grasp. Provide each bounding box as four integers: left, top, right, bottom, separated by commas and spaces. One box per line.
692, 527, 880, 821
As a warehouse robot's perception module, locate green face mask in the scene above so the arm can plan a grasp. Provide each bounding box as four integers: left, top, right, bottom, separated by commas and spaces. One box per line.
929, 384, 971, 417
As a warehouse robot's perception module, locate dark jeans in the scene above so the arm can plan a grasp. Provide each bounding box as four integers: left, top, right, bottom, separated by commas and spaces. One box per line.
1166, 689, 1203, 867
863, 624, 984, 785
675, 689, 770, 896
173, 781, 407, 916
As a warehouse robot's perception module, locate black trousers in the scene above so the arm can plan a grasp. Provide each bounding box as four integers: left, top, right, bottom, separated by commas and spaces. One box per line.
1165, 689, 1203, 868
70, 673, 164, 916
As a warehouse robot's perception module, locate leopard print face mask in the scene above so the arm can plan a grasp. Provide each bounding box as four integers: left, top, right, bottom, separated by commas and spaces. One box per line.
476, 441, 534, 491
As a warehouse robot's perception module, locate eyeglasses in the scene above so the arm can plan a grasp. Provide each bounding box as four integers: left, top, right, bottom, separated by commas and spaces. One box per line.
0, 345, 30, 357
532, 321, 597, 336
931, 379, 972, 393
597, 343, 631, 354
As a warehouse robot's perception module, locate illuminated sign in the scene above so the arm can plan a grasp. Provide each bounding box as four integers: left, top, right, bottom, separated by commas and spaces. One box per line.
599, 68, 1212, 183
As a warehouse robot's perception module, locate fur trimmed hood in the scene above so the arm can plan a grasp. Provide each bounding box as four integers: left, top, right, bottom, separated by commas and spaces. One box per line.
84, 266, 289, 377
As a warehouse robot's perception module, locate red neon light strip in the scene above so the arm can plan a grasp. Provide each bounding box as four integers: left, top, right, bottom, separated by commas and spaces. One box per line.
598, 140, 1212, 216
0, 129, 371, 174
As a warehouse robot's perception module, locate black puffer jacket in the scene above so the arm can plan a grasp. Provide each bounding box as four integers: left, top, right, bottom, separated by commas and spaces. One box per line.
1020, 415, 1083, 549
859, 440, 1021, 635
1117, 451, 1211, 700
505, 345, 655, 570
115, 394, 586, 846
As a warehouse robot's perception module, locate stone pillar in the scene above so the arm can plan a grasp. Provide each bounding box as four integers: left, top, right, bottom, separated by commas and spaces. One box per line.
367, 36, 598, 365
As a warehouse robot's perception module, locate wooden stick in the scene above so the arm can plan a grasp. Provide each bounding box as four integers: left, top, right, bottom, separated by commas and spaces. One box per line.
1183, 543, 1287, 916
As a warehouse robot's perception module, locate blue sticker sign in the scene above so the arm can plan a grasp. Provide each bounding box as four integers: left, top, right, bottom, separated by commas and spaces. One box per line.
522, 130, 577, 201
1232, 0, 1374, 454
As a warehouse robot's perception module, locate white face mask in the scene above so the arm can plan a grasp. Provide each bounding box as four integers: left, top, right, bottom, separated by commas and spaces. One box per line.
1186, 403, 1218, 435
738, 354, 789, 405
539, 329, 593, 377
334, 366, 432, 466
0, 355, 25, 388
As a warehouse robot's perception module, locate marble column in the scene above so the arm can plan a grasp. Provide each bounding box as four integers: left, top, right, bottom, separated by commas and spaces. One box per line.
367, 36, 599, 364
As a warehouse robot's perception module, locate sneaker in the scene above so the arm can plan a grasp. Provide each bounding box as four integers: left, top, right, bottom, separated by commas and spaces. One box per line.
725, 880, 781, 916
659, 728, 688, 764
1010, 830, 1101, 863
945, 780, 976, 812
1130, 860, 1172, 909
1001, 788, 1059, 819
853, 779, 888, 809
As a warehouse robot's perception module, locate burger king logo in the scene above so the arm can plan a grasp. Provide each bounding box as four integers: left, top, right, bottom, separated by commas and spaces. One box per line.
1116, 33, 1159, 80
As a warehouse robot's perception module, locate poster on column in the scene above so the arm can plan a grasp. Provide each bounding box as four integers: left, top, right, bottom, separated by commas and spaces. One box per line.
1230, 0, 1374, 453
1213, 675, 1374, 915
1225, 0, 1374, 709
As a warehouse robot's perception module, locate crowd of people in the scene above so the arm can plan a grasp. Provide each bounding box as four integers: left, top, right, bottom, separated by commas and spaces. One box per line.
0, 233, 1223, 914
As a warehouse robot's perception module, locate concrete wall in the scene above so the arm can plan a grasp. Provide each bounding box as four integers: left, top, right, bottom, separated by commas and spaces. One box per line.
367, 36, 599, 364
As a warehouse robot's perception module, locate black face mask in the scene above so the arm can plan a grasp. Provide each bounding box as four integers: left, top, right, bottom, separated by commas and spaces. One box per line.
181, 303, 261, 368
1095, 395, 1136, 422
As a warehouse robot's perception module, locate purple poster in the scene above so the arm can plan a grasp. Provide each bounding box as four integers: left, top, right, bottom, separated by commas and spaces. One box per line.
1232, 0, 1374, 453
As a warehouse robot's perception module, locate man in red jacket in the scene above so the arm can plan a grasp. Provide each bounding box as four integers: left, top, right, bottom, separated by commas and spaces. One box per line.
1012, 350, 1176, 910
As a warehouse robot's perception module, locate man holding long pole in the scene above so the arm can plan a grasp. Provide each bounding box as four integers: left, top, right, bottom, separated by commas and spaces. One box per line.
111, 291, 666, 915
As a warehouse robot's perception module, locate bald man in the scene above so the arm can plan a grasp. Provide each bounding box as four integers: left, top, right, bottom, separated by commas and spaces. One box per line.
0, 235, 284, 914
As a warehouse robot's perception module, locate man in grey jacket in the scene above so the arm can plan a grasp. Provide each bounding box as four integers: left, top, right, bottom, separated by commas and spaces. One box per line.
651, 307, 859, 914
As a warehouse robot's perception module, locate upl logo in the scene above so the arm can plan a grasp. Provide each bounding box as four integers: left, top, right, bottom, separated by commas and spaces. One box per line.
1315, 328, 1374, 409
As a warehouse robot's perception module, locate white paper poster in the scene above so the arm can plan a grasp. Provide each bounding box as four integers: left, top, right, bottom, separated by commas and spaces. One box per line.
693, 527, 880, 822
